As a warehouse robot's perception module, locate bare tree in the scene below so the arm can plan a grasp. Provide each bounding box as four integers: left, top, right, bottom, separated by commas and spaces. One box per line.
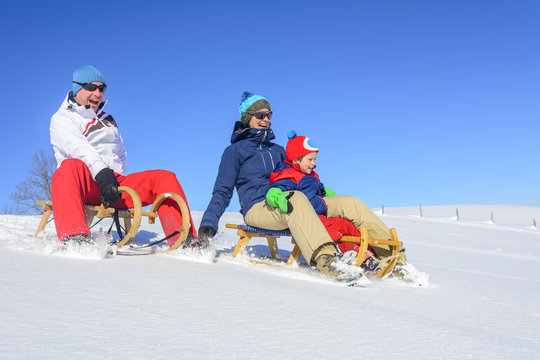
10, 150, 56, 214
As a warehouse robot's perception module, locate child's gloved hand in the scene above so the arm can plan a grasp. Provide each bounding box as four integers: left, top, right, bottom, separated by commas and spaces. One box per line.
266, 188, 294, 213
324, 187, 336, 197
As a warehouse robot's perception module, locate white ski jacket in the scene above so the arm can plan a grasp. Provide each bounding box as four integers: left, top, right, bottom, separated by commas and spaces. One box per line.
50, 92, 127, 178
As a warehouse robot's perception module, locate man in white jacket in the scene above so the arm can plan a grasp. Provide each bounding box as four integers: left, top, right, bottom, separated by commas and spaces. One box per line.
50, 65, 198, 245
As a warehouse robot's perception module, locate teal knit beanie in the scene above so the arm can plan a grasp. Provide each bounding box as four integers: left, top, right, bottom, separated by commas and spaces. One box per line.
72, 65, 106, 95
239, 91, 271, 127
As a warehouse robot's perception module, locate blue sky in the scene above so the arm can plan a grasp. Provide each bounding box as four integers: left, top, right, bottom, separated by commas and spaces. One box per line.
1, 0, 539, 214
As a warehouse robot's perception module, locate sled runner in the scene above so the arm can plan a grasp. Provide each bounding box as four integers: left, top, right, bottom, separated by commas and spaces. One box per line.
226, 223, 403, 278
35, 186, 191, 251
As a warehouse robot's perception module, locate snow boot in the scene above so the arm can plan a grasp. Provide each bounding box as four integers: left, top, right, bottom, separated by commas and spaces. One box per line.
339, 250, 380, 273
339, 250, 357, 265
180, 234, 199, 249
315, 254, 371, 287
360, 250, 380, 273
63, 233, 94, 245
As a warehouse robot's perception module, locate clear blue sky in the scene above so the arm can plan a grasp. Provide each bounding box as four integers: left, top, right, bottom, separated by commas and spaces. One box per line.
1, 0, 539, 214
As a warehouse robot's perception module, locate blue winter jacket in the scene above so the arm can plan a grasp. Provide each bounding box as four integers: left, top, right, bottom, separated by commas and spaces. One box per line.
200, 121, 286, 231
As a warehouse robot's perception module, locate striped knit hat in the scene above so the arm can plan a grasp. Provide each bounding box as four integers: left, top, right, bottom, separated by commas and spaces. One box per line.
239, 91, 271, 127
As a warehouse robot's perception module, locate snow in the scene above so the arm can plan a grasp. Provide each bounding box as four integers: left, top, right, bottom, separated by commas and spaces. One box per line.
1, 205, 540, 359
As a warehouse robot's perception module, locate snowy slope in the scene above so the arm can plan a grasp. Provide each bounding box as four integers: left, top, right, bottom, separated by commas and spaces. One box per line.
1, 205, 539, 359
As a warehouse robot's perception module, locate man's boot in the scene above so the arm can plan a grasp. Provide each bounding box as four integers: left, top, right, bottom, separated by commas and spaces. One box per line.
315, 253, 371, 286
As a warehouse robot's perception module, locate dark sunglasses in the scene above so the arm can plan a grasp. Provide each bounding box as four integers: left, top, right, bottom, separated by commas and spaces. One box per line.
246, 110, 272, 120
73, 81, 107, 92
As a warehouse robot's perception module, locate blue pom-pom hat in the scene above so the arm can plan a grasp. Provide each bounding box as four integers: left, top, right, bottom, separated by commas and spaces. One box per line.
239, 91, 267, 115
238, 91, 272, 127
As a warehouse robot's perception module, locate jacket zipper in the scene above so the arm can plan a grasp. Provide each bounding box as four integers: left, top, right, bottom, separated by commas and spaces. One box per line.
268, 150, 275, 170
258, 128, 276, 173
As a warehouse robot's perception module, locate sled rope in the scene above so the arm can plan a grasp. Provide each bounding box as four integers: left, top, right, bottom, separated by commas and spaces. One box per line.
89, 216, 106, 230
110, 229, 181, 249
112, 211, 124, 240
129, 230, 181, 249
106, 216, 116, 235
108, 208, 181, 249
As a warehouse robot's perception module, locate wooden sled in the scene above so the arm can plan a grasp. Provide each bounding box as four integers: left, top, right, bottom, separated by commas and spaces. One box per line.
35, 186, 190, 251
225, 223, 403, 278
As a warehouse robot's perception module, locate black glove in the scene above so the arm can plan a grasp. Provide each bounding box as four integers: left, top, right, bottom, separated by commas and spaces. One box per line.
198, 225, 216, 248
95, 168, 121, 207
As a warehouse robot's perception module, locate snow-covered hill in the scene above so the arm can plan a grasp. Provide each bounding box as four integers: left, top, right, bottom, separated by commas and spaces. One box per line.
1, 205, 539, 359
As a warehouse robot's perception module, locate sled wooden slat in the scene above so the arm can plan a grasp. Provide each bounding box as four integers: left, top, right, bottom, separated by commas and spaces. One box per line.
83, 207, 158, 219
354, 227, 371, 268
226, 223, 403, 277
248, 259, 284, 267
376, 228, 401, 278
227, 224, 299, 265
109, 186, 142, 247
34, 188, 191, 251
35, 200, 53, 237
340, 236, 402, 247
149, 192, 190, 251
287, 241, 302, 266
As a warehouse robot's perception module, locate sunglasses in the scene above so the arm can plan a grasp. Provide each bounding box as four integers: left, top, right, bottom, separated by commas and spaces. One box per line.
246, 111, 272, 120
73, 81, 107, 92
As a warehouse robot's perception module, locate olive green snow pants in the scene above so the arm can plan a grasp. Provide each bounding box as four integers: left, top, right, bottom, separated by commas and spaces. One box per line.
244, 192, 397, 265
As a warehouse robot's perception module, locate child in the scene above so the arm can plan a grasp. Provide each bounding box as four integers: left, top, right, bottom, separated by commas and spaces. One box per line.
266, 130, 379, 271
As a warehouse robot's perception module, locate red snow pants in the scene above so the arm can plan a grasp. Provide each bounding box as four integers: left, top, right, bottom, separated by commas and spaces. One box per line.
318, 215, 369, 253
51, 159, 197, 245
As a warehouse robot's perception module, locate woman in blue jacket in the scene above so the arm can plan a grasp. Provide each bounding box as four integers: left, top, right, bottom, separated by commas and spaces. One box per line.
199, 92, 398, 284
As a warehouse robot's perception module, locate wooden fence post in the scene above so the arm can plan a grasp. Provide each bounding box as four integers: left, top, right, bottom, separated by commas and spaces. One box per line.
382, 205, 384, 214
456, 208, 459, 221
419, 204, 423, 218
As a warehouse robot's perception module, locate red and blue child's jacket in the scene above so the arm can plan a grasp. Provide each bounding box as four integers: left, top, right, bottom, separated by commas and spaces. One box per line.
268, 161, 363, 248
268, 160, 328, 214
